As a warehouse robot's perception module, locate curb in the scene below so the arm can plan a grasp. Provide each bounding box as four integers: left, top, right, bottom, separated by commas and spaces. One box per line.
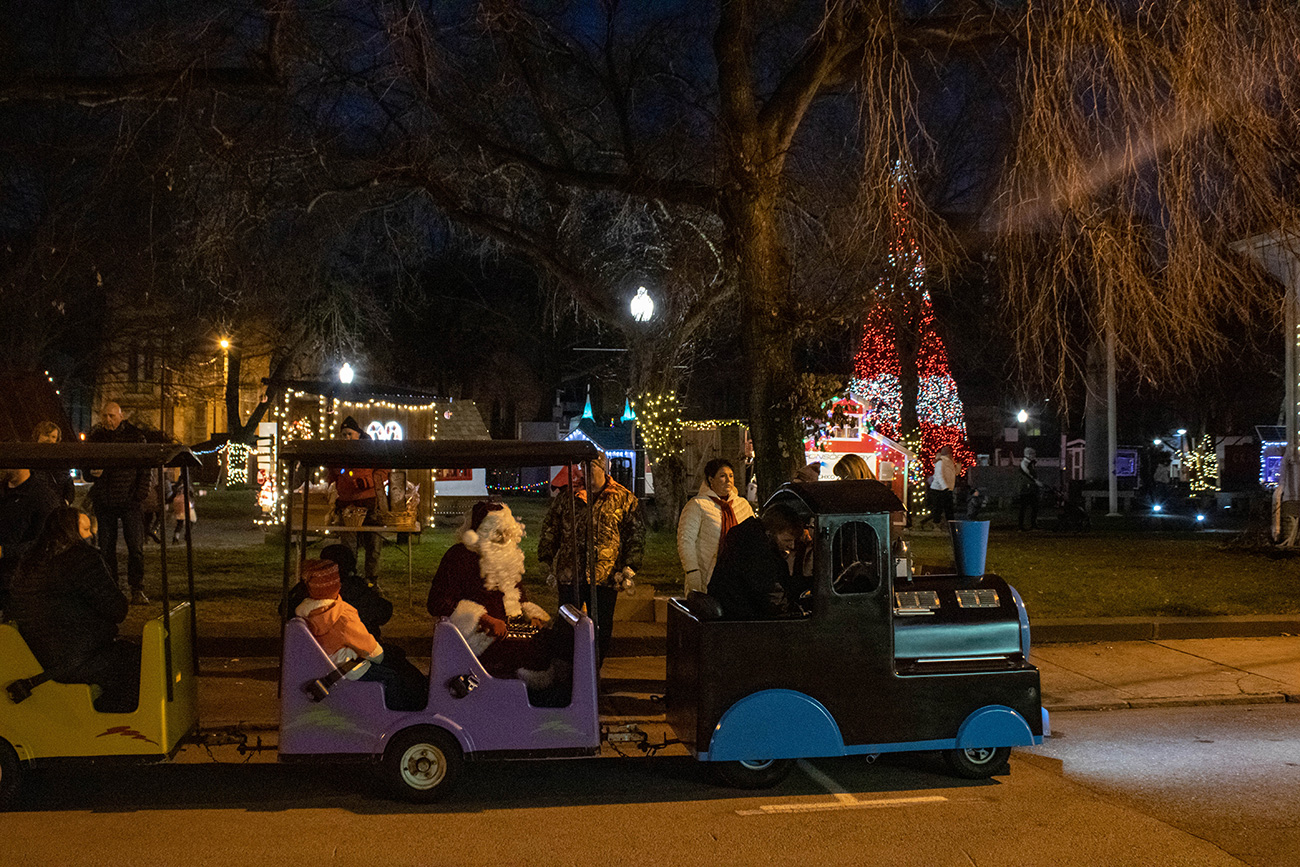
1033, 615, 1300, 644
1045, 692, 1295, 712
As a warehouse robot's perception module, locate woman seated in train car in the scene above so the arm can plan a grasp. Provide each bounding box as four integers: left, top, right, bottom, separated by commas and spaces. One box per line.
707, 503, 809, 620
9, 506, 141, 712
295, 558, 427, 712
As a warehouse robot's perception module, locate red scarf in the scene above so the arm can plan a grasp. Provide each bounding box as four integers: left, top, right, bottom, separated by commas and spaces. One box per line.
712, 495, 738, 556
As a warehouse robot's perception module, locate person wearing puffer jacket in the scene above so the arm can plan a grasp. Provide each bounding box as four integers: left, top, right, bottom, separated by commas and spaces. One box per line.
295, 558, 426, 711
676, 458, 755, 595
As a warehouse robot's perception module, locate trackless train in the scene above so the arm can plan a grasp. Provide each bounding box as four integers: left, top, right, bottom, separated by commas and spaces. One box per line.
0, 440, 1046, 805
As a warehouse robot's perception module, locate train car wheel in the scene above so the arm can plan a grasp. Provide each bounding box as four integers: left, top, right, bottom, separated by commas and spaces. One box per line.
0, 737, 21, 810
715, 758, 794, 789
944, 746, 1010, 779
381, 726, 462, 802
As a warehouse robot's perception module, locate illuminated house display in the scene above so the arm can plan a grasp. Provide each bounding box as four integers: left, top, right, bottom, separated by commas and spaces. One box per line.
256, 381, 490, 526
805, 396, 916, 504
563, 417, 646, 496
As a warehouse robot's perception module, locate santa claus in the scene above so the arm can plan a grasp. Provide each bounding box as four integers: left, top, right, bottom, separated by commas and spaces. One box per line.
426, 500, 566, 690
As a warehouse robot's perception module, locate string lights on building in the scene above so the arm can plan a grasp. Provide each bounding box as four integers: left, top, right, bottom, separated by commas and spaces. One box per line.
223, 442, 253, 485
849, 162, 975, 479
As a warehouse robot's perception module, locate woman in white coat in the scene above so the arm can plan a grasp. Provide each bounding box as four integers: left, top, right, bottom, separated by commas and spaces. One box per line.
677, 459, 755, 594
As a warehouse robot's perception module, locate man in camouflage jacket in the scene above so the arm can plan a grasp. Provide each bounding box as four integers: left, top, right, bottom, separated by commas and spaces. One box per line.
538, 453, 643, 667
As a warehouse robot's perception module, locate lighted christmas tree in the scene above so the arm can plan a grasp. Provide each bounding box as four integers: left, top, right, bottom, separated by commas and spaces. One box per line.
850, 164, 975, 484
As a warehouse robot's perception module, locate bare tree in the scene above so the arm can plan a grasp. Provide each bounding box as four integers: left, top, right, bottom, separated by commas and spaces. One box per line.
995, 0, 1300, 399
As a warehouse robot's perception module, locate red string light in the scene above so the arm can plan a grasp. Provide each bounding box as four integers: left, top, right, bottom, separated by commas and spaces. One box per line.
850, 164, 975, 478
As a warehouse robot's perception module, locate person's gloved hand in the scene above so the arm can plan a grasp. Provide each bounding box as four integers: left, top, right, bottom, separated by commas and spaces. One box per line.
480, 614, 507, 638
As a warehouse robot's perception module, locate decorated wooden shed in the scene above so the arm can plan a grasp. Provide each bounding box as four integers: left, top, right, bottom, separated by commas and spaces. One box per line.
254, 380, 490, 528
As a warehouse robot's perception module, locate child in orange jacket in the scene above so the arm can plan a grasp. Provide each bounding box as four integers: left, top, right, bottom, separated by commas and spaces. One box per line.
295, 559, 426, 710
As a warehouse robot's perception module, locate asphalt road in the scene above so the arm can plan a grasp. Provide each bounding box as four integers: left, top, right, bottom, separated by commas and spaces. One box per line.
6, 705, 1297, 866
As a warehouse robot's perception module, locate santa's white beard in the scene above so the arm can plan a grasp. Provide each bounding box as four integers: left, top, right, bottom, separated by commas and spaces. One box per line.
479, 540, 526, 618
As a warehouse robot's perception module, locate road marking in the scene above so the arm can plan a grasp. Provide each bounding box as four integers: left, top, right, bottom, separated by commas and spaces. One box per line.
736, 795, 947, 816
798, 758, 859, 804
734, 760, 948, 815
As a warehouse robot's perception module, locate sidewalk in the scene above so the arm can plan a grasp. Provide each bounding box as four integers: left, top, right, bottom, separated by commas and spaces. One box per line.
195, 631, 1300, 730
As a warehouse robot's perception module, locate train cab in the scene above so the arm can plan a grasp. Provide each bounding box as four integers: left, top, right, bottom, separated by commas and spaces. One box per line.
275, 438, 607, 802
666, 479, 1047, 787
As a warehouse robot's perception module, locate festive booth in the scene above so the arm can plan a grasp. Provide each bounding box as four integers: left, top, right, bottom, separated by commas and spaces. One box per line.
805, 396, 916, 504
255, 382, 490, 529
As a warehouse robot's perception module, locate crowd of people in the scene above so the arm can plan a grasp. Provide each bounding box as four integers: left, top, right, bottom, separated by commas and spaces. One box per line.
0, 403, 207, 713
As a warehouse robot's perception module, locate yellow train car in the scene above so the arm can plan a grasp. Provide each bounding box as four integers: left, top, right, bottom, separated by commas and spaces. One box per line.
0, 442, 203, 807
0, 603, 198, 765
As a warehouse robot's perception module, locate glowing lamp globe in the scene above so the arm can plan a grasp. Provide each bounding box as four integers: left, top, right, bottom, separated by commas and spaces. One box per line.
339, 362, 355, 384
630, 286, 654, 322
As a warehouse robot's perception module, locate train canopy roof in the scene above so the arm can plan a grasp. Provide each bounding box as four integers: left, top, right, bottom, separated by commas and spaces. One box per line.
767, 479, 907, 516
0, 442, 202, 470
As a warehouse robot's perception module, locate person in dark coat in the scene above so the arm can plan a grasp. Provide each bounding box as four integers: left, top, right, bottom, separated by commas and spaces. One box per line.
32, 420, 77, 505
327, 415, 389, 587
707, 503, 805, 620
85, 401, 151, 603
9, 506, 140, 713
0, 468, 61, 612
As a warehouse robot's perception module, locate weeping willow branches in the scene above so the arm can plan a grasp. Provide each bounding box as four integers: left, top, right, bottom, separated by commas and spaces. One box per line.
996, 0, 1300, 398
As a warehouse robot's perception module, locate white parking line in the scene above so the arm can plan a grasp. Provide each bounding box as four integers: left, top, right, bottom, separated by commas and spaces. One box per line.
734, 759, 948, 816
798, 758, 860, 804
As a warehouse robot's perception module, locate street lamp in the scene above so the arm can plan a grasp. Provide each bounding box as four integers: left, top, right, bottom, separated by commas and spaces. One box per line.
1016, 409, 1029, 424
339, 362, 355, 384
630, 286, 654, 322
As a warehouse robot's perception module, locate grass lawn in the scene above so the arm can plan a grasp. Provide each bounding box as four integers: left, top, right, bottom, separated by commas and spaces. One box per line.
123, 489, 1300, 636
905, 523, 1300, 619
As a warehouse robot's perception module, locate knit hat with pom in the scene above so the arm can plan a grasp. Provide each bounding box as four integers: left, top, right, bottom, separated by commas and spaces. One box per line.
302, 558, 341, 600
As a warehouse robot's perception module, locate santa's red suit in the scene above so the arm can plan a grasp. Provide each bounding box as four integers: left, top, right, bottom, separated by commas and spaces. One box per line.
426, 503, 558, 682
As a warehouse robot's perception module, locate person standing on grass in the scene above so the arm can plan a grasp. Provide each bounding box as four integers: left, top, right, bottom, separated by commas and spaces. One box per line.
31, 421, 76, 505
923, 446, 957, 530
538, 453, 643, 669
1018, 448, 1043, 531
85, 401, 151, 604
328, 416, 388, 590
677, 458, 754, 595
